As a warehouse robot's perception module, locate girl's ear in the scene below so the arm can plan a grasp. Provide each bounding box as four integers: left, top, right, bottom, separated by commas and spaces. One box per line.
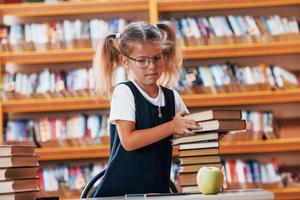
121, 55, 129, 66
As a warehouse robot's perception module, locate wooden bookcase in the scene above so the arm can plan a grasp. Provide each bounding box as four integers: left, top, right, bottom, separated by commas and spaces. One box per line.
1, 0, 300, 199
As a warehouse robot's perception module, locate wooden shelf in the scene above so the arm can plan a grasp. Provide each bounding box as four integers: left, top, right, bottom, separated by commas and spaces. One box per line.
182, 89, 300, 107
36, 144, 110, 161
172, 138, 300, 156
270, 187, 300, 200
0, 0, 148, 17
2, 96, 109, 112
36, 138, 300, 161
3, 89, 300, 113
2, 41, 300, 64
219, 137, 300, 154
1, 48, 94, 64
182, 40, 300, 59
158, 0, 300, 12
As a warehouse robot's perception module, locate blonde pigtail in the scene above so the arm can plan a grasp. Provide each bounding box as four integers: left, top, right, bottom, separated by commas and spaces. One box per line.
93, 34, 121, 99
156, 21, 182, 88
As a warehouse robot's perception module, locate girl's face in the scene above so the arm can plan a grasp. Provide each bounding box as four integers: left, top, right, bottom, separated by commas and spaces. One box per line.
124, 43, 164, 89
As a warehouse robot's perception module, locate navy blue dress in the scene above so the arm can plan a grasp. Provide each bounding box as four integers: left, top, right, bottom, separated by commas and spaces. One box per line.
92, 81, 175, 197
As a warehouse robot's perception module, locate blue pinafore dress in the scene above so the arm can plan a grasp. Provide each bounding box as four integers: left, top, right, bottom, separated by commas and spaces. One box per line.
92, 81, 175, 197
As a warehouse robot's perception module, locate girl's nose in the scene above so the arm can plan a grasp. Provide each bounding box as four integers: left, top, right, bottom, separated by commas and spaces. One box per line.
148, 60, 157, 69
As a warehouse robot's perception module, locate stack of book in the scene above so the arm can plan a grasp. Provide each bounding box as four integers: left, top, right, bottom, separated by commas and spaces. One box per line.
0, 145, 39, 200
172, 110, 246, 193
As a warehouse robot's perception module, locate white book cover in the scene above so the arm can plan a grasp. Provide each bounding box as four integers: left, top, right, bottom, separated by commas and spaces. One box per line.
267, 17, 277, 35
244, 15, 258, 35
290, 17, 299, 33
209, 65, 222, 86
180, 18, 191, 38
236, 16, 248, 35
55, 119, 62, 140
24, 24, 32, 43
265, 66, 276, 88
50, 71, 55, 93
209, 16, 222, 36
63, 20, 75, 42
21, 73, 28, 95
189, 17, 201, 38
236, 159, 246, 183
281, 17, 290, 34
221, 64, 231, 85
244, 66, 255, 85
74, 19, 83, 40
15, 73, 22, 93
228, 15, 242, 36
224, 160, 232, 183
221, 16, 233, 36
273, 15, 285, 35
249, 16, 261, 35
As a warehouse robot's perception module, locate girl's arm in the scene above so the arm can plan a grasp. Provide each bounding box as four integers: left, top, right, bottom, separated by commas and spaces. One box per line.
116, 111, 201, 151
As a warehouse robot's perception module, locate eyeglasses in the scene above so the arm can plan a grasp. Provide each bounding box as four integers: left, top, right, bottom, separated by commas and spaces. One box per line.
125, 53, 165, 69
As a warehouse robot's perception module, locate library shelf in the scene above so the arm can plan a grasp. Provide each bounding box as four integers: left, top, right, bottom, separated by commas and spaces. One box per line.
0, 0, 148, 17
2, 40, 300, 64
36, 138, 300, 161
36, 144, 110, 161
3, 89, 300, 113
158, 0, 300, 12
182, 40, 300, 59
172, 138, 300, 156
270, 187, 300, 200
182, 89, 300, 107
2, 96, 109, 113
1, 48, 94, 64
219, 137, 300, 154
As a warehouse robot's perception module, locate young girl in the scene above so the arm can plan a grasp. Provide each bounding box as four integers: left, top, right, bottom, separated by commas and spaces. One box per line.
91, 21, 201, 197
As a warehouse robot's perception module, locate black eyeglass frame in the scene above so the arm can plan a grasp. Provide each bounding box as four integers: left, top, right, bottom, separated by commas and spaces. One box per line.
124, 53, 165, 69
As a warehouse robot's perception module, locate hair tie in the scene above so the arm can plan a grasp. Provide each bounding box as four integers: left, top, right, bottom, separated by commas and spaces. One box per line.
115, 33, 121, 39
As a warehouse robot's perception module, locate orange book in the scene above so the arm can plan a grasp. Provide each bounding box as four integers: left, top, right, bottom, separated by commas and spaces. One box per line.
0, 156, 39, 168
0, 167, 39, 181
180, 155, 221, 165
179, 162, 222, 173
0, 145, 35, 157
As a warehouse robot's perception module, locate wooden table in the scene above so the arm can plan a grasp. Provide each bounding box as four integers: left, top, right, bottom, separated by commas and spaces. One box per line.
80, 189, 274, 200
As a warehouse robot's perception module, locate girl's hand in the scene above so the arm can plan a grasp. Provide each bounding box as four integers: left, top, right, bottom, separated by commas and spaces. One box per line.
171, 111, 202, 135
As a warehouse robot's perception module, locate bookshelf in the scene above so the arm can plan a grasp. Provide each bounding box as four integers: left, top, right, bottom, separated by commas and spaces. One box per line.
36, 138, 300, 161
2, 41, 300, 64
0, 0, 149, 17
2, 89, 300, 113
1, 0, 300, 199
271, 187, 300, 200
157, 0, 300, 12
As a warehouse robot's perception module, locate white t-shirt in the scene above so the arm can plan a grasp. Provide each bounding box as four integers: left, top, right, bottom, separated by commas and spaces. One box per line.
109, 81, 188, 123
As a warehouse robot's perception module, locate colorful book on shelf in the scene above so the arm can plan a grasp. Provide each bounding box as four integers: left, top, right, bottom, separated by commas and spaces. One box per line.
0, 167, 39, 181
0, 145, 35, 157
0, 178, 39, 194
